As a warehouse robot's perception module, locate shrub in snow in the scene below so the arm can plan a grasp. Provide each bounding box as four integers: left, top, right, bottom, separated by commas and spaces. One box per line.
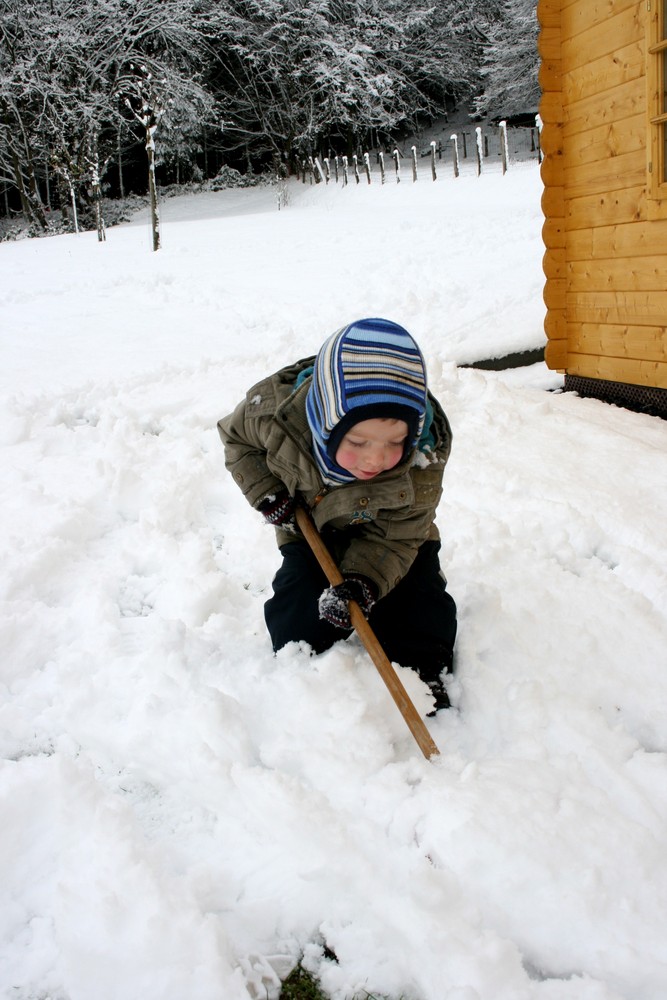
209, 165, 259, 191
101, 194, 148, 227
0, 221, 47, 242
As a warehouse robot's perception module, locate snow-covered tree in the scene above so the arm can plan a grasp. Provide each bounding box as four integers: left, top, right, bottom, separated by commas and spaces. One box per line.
0, 0, 218, 233
1, 0, 538, 225
473, 0, 540, 119
205, 0, 486, 170
0, 1, 55, 228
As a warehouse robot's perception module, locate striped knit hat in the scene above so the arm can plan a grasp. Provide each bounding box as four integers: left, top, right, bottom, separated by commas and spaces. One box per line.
305, 318, 428, 485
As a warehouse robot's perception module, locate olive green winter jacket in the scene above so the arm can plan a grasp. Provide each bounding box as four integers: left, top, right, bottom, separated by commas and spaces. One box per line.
217, 357, 453, 598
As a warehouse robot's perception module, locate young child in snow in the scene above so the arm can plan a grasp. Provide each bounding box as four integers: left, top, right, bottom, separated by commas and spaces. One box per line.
218, 317, 457, 712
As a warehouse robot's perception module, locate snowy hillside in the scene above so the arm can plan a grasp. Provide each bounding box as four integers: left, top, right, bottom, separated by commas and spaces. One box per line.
1, 162, 666, 1000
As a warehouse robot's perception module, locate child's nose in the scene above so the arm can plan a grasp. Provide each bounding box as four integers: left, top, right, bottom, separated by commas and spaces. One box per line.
364, 447, 384, 470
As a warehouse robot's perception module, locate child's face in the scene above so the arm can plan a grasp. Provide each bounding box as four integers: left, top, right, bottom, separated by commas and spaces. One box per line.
334, 418, 409, 480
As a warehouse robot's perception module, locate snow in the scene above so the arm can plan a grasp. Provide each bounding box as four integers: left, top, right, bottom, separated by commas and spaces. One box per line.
1, 160, 666, 1000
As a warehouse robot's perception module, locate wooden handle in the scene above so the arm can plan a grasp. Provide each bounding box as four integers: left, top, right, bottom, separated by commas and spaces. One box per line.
295, 506, 440, 760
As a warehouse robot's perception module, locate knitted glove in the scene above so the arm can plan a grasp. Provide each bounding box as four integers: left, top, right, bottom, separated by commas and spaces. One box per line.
318, 575, 377, 630
257, 490, 296, 532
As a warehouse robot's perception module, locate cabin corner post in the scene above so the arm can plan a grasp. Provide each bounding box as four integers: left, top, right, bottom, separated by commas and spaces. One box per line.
538, 0, 567, 372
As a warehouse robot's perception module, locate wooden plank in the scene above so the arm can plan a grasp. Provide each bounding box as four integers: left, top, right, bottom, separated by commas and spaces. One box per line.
562, 39, 644, 104
566, 219, 667, 260
646, 197, 667, 223
544, 278, 567, 309
542, 185, 565, 217
540, 153, 564, 187
566, 185, 645, 229
543, 248, 567, 279
565, 352, 667, 388
545, 339, 569, 370
539, 91, 563, 124
545, 311, 568, 340
561, 1, 642, 51
537, 0, 561, 30
544, 309, 567, 335
563, 113, 645, 168
542, 216, 566, 250
560, 0, 638, 23
569, 323, 667, 362
538, 26, 562, 62
567, 289, 667, 327
539, 61, 562, 92
562, 76, 645, 139
563, 147, 645, 199
567, 256, 667, 293
540, 126, 563, 157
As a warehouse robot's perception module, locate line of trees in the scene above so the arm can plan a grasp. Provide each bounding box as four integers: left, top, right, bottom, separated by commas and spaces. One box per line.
0, 0, 538, 235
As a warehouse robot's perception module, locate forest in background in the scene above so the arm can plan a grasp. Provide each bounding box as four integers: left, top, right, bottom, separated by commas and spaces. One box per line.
0, 0, 539, 236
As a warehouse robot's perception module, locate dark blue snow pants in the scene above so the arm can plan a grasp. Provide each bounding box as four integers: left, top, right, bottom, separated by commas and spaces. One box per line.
264, 538, 457, 683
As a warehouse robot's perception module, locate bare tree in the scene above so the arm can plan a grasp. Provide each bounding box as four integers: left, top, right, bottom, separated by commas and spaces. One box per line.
0, 1, 53, 228
1, 0, 218, 239
473, 0, 540, 119
205, 0, 484, 170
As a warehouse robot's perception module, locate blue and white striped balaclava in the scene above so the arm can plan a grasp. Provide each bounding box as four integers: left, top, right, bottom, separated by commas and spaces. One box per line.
305, 317, 428, 485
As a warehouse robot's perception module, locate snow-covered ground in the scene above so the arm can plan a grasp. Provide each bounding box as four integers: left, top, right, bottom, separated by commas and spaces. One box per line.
1, 159, 666, 1000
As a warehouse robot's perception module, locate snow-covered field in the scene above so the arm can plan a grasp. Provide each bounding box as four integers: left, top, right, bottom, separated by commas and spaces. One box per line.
1, 159, 666, 1000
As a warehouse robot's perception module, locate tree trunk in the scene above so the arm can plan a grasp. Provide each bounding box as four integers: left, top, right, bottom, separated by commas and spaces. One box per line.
44, 157, 52, 210
25, 150, 48, 228
66, 175, 79, 233
11, 151, 32, 218
11, 150, 48, 230
91, 153, 106, 242
57, 174, 70, 226
117, 128, 125, 199
146, 123, 161, 251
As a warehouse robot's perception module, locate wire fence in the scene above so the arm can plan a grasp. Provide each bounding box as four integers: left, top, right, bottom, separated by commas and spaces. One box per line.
298, 119, 543, 188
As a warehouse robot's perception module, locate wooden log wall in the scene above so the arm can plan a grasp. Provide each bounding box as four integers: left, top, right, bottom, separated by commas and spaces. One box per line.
538, 0, 667, 389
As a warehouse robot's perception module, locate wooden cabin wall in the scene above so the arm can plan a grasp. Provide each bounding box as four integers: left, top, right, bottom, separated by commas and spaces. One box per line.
538, 0, 667, 390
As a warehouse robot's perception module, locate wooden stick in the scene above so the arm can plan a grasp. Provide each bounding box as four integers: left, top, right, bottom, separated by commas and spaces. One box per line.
295, 506, 440, 760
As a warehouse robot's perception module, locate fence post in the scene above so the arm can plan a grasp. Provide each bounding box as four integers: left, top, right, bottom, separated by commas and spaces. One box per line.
393, 148, 400, 183
342, 154, 349, 185
450, 134, 460, 178
334, 156, 339, 183
312, 156, 326, 183
430, 140, 437, 181
379, 151, 385, 184
499, 120, 508, 175
535, 114, 543, 162
277, 178, 288, 210
364, 152, 372, 184
411, 145, 418, 181
353, 153, 360, 184
323, 156, 330, 183
475, 127, 483, 176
